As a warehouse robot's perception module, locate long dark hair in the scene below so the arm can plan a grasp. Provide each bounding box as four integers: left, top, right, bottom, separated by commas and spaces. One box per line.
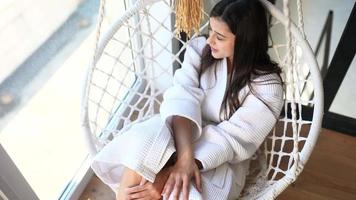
200, 0, 282, 119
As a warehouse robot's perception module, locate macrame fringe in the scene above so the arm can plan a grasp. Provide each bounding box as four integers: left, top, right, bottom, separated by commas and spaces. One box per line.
175, 0, 204, 38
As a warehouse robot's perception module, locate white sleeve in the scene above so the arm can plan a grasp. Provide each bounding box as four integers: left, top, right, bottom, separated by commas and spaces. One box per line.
194, 78, 283, 171
160, 37, 206, 141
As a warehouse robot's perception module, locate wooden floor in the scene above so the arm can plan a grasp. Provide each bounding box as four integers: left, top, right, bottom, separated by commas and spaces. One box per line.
79, 129, 356, 200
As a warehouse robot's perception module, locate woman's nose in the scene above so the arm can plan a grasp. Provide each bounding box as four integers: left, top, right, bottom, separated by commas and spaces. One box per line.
207, 35, 213, 46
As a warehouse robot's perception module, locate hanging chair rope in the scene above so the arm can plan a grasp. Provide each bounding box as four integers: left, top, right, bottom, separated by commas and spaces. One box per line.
283, 0, 300, 179
94, 0, 106, 63
297, 0, 306, 39
143, 7, 157, 118
81, 0, 107, 155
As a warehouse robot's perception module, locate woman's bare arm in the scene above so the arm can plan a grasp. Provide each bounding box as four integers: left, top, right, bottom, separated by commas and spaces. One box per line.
172, 116, 194, 159
161, 116, 202, 200
172, 116, 203, 168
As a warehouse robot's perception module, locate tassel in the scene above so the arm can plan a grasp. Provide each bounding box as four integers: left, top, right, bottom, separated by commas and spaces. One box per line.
175, 0, 204, 38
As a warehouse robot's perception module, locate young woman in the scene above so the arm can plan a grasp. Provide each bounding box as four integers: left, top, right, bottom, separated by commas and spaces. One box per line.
91, 0, 284, 199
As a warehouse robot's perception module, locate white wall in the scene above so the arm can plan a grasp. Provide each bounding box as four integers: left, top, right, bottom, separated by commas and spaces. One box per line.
302, 0, 356, 118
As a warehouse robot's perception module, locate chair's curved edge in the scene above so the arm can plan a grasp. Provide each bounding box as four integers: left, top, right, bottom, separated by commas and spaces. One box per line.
94, 0, 147, 65
240, 0, 324, 199
259, 0, 324, 171
81, 1, 324, 196
241, 174, 295, 200
81, 0, 149, 156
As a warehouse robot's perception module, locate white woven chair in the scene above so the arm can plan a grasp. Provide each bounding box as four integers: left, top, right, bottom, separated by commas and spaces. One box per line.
81, 0, 324, 199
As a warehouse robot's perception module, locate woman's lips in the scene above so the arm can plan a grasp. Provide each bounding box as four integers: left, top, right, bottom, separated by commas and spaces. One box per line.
211, 47, 218, 53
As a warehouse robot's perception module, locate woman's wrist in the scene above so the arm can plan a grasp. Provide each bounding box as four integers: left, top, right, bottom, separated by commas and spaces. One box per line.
176, 154, 194, 167
176, 149, 194, 159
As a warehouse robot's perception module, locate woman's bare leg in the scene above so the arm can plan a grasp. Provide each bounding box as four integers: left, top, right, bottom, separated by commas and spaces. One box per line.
116, 167, 142, 200
116, 153, 177, 200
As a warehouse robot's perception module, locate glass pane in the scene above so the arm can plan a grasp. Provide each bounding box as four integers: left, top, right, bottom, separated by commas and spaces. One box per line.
0, 0, 127, 199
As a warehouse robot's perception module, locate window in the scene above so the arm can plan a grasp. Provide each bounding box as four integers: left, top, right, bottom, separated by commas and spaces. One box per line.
0, 0, 129, 199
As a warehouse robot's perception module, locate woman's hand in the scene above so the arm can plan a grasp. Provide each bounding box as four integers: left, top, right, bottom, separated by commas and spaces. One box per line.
125, 166, 173, 200
125, 178, 161, 200
161, 116, 202, 200
162, 156, 202, 200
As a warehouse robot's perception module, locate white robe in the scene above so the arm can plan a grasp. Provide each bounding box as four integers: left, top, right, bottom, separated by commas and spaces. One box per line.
91, 37, 284, 199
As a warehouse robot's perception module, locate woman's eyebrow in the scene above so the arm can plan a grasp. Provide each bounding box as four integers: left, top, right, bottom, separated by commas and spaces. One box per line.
208, 26, 227, 38
214, 31, 226, 38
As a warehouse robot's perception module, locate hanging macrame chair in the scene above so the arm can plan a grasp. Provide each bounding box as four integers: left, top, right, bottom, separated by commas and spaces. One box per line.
81, 0, 324, 199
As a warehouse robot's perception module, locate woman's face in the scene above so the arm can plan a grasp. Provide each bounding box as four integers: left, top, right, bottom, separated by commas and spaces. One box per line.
207, 17, 236, 61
